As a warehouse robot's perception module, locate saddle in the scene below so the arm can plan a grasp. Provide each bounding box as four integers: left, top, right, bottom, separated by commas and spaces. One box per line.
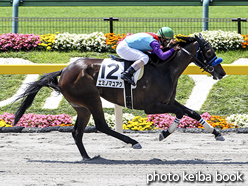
110, 55, 144, 81
110, 55, 134, 63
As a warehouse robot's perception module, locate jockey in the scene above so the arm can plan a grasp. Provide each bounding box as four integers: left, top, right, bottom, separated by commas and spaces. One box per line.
116, 26, 180, 86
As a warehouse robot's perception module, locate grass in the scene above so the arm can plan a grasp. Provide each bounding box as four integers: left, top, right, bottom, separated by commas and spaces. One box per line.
215, 50, 248, 64
0, 6, 247, 18
1, 6, 248, 35
0, 51, 111, 64
1, 50, 247, 65
201, 75, 248, 115
0, 74, 25, 101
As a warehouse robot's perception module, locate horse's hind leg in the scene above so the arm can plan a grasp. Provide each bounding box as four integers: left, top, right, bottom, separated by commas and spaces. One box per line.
94, 113, 141, 149
72, 106, 92, 161
89, 102, 141, 149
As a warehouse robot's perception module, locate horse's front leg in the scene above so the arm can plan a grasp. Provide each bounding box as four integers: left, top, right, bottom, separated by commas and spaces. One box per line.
145, 102, 185, 141
171, 100, 225, 141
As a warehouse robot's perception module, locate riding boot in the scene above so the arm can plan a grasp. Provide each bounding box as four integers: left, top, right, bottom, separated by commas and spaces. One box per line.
121, 66, 136, 86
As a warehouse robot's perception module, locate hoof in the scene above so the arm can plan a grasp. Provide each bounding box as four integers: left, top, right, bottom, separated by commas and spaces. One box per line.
215, 135, 225, 141
82, 157, 92, 162
132, 143, 142, 149
159, 130, 171, 141
82, 155, 100, 162
159, 132, 165, 141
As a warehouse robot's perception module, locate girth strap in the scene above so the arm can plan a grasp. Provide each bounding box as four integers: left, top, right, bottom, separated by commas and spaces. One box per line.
123, 61, 133, 109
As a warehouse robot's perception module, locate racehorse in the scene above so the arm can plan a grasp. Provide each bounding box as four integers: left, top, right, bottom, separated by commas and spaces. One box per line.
13, 34, 226, 161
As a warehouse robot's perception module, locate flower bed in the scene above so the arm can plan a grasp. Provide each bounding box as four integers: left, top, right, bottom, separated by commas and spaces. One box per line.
0, 30, 247, 52
147, 112, 239, 131
191, 30, 244, 50
226, 114, 248, 128
123, 116, 157, 131
52, 32, 108, 52
0, 33, 40, 51
0, 112, 72, 128
0, 112, 247, 133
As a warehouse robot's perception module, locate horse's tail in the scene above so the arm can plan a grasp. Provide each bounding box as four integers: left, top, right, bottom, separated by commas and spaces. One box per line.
13, 70, 62, 125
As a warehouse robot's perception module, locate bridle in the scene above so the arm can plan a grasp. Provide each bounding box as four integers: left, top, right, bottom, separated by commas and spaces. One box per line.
181, 41, 216, 73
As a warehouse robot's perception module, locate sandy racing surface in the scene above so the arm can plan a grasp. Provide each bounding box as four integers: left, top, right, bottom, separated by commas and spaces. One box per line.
0, 131, 247, 186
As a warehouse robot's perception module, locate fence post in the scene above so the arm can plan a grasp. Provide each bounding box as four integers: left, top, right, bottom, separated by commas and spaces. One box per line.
12, 0, 22, 33
232, 17, 247, 34
202, 0, 211, 31
114, 104, 123, 133
104, 17, 119, 33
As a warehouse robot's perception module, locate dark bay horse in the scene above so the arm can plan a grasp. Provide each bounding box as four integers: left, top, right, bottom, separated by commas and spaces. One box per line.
14, 34, 226, 160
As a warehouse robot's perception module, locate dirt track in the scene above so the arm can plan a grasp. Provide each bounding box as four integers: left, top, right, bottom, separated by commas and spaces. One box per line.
1, 131, 247, 186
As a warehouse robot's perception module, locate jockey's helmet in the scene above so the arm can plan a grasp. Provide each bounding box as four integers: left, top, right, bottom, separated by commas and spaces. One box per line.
157, 27, 174, 39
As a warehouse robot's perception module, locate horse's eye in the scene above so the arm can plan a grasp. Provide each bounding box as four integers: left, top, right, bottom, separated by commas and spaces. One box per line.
206, 49, 213, 57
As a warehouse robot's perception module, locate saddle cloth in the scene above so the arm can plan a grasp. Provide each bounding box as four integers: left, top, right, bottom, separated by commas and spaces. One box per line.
96, 57, 144, 109
96, 58, 144, 89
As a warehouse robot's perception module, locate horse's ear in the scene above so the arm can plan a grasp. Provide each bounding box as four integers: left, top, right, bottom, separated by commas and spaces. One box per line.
195, 34, 200, 42
195, 34, 203, 45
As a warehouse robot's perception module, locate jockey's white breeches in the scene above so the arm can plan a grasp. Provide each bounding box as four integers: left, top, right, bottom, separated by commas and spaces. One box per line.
116, 40, 149, 64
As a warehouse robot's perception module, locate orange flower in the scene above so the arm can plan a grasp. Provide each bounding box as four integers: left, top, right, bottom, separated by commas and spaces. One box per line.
198, 115, 237, 129
105, 32, 126, 51
241, 34, 248, 49
59, 123, 73, 127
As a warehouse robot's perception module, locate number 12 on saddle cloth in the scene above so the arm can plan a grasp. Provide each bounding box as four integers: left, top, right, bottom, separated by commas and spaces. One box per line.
96, 58, 144, 89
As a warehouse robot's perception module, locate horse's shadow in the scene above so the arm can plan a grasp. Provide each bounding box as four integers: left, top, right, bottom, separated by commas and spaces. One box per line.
27, 156, 248, 165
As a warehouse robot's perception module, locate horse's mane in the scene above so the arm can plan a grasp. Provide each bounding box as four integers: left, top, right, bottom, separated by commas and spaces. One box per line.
171, 36, 196, 48
148, 36, 196, 64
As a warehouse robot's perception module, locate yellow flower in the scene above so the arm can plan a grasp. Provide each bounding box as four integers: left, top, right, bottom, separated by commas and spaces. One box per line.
123, 116, 157, 131
0, 120, 12, 127
4, 124, 13, 127
0, 120, 6, 127
132, 126, 138, 130
123, 124, 128, 130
